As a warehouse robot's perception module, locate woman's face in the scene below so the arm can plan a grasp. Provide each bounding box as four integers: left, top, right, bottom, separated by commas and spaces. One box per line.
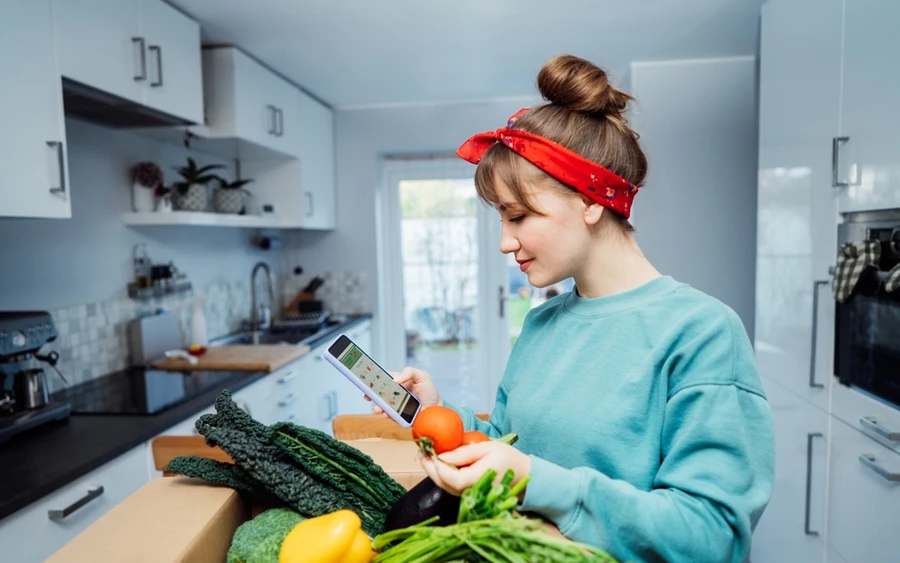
494, 180, 593, 288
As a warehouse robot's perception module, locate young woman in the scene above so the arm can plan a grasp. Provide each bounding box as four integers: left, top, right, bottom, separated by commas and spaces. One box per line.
376, 54, 774, 563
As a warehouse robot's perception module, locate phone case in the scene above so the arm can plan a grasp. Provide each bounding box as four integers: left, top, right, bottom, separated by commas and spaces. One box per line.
322, 336, 419, 428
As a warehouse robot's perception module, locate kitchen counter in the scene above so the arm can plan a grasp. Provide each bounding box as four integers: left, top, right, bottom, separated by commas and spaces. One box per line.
0, 314, 371, 522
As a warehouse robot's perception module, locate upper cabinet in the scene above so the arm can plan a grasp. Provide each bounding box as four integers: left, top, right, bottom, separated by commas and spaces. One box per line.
51, 0, 203, 125
0, 0, 71, 219
297, 89, 336, 229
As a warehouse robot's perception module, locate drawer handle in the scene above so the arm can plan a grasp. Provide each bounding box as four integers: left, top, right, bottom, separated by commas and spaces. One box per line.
279, 371, 297, 384
804, 432, 823, 536
832, 136, 849, 187
860, 416, 900, 441
279, 393, 297, 407
48, 485, 104, 521
809, 281, 829, 388
859, 454, 900, 482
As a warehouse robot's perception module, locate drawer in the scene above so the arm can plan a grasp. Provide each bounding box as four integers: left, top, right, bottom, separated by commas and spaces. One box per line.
831, 376, 900, 455
0, 443, 149, 563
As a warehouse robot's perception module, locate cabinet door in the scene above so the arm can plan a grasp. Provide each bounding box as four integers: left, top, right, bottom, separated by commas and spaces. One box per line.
231, 49, 295, 156
826, 415, 900, 563
298, 91, 336, 229
755, 0, 843, 412
831, 380, 900, 456
139, 0, 203, 124
0, 444, 149, 563
751, 375, 829, 563
836, 0, 900, 213
51, 0, 143, 105
1, 0, 71, 219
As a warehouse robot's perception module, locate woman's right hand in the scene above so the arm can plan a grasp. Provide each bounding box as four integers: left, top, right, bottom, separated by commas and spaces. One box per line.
366, 366, 441, 417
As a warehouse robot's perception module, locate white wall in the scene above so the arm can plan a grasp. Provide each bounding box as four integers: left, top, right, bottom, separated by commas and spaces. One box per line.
0, 118, 278, 311
630, 56, 759, 338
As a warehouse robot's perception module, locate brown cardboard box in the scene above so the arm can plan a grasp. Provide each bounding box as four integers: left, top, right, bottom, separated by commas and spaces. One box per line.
46, 438, 564, 562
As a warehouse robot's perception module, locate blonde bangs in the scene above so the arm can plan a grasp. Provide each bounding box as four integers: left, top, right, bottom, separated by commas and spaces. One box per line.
473, 145, 547, 215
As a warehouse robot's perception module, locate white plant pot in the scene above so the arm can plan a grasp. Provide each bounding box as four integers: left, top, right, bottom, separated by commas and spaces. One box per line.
175, 183, 208, 212
156, 195, 173, 213
132, 182, 156, 213
213, 188, 246, 214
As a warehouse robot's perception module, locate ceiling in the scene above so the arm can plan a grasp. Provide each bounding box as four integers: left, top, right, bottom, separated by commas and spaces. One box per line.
168, 0, 765, 110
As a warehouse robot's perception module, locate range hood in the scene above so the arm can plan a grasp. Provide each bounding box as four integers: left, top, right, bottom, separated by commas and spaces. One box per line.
62, 78, 195, 129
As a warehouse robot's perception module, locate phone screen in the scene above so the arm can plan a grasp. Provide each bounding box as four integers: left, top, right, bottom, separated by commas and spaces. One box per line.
329, 336, 420, 422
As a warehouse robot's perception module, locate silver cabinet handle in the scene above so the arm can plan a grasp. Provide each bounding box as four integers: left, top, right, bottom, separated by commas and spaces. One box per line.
809, 280, 829, 388
275, 108, 284, 137
48, 485, 104, 521
278, 393, 297, 407
860, 416, 900, 441
859, 454, 900, 482
279, 371, 297, 384
132, 37, 146, 81
305, 191, 314, 217
328, 390, 338, 420
804, 432, 823, 536
46, 141, 66, 197
148, 45, 163, 87
266, 105, 277, 135
832, 136, 849, 187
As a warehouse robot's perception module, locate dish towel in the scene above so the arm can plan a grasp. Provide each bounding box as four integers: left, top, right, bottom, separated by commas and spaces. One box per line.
833, 240, 881, 303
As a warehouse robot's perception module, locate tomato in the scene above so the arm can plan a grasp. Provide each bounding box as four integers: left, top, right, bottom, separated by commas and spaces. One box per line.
461, 430, 490, 445
411, 406, 464, 454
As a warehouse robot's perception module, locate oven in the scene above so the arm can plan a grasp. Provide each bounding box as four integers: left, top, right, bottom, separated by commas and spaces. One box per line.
834, 209, 900, 410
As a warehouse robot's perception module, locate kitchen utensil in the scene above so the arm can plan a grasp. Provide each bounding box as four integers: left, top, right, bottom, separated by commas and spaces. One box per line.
152, 344, 311, 372
13, 369, 50, 409
302, 276, 325, 294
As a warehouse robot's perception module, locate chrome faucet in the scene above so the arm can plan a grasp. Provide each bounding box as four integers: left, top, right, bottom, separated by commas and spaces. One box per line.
249, 261, 276, 345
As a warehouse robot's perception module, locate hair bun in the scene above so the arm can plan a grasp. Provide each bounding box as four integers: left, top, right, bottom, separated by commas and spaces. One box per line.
537, 54, 632, 121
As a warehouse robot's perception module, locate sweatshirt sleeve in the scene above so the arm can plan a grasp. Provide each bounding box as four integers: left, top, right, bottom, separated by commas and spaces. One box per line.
442, 382, 510, 439
519, 382, 775, 563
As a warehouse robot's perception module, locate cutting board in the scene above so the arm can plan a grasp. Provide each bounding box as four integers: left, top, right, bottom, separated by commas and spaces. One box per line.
152, 344, 311, 372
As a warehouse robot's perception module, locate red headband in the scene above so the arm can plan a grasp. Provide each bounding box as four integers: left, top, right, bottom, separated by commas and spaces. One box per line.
456, 108, 638, 218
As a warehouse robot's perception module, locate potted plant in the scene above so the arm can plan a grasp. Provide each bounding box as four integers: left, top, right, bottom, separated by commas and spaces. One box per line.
171, 157, 225, 212
213, 177, 254, 214
154, 184, 173, 213
131, 161, 163, 213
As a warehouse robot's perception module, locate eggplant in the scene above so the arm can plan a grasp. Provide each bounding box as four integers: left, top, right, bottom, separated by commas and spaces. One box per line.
381, 476, 461, 532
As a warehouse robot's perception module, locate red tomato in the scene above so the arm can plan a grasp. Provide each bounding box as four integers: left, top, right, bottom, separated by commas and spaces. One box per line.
411, 406, 464, 454
461, 430, 490, 445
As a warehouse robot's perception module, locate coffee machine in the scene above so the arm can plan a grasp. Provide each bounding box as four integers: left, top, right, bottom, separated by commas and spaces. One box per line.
0, 311, 70, 444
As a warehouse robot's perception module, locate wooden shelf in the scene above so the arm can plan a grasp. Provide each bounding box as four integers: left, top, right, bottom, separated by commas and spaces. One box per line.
121, 211, 299, 229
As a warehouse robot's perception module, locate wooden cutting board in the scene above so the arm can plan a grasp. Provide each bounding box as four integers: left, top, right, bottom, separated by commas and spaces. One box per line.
152, 344, 311, 372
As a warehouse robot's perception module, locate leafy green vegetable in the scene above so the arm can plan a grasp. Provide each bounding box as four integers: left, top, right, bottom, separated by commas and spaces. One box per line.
164, 456, 272, 500
226, 508, 304, 563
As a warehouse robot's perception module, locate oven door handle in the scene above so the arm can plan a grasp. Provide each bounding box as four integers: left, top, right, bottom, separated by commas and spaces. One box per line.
860, 416, 900, 442
809, 280, 830, 388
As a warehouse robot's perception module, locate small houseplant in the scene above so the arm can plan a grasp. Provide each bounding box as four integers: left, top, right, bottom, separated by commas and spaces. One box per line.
154, 184, 173, 213
213, 177, 254, 214
131, 161, 163, 213
171, 157, 225, 212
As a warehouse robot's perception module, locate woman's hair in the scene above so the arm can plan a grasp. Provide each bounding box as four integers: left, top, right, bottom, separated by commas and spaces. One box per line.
475, 54, 647, 232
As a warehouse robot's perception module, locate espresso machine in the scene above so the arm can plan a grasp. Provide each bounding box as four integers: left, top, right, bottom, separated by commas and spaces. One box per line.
0, 311, 71, 444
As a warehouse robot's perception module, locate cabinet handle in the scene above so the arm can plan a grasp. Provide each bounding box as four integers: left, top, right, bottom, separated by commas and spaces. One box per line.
804, 432, 823, 536
328, 390, 338, 420
859, 454, 900, 482
860, 416, 900, 441
278, 393, 297, 407
275, 108, 284, 137
148, 45, 163, 87
48, 485, 104, 521
46, 141, 66, 198
266, 105, 277, 135
832, 136, 849, 187
132, 37, 146, 81
279, 371, 297, 384
305, 191, 314, 217
809, 280, 829, 388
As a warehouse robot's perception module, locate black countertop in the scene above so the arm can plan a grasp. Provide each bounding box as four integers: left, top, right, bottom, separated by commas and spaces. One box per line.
0, 314, 371, 522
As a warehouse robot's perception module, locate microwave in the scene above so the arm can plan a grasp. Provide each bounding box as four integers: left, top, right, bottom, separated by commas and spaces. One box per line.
834, 209, 900, 410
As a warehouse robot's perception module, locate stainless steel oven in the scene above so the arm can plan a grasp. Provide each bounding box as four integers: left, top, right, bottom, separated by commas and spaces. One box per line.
835, 209, 900, 410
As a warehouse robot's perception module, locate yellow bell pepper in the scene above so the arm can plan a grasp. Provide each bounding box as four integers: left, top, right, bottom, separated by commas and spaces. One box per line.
279, 510, 373, 563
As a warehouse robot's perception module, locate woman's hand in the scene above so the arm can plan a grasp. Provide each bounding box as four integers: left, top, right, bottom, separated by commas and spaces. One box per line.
366, 366, 441, 416
419, 441, 531, 498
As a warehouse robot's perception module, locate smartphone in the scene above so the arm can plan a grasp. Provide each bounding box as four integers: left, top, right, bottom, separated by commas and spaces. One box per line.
324, 334, 421, 428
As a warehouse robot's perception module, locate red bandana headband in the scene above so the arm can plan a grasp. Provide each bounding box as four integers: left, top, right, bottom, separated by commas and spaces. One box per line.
456, 108, 638, 218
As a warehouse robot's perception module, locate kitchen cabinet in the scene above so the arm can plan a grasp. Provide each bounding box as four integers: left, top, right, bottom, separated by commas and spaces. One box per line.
296, 90, 337, 229
0, 443, 149, 563
51, 0, 203, 125
751, 375, 829, 563
0, 0, 71, 219
835, 0, 900, 213
831, 380, 900, 456
825, 416, 900, 563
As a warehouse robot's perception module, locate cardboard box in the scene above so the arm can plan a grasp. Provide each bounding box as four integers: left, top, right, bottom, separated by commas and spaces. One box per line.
46, 438, 563, 562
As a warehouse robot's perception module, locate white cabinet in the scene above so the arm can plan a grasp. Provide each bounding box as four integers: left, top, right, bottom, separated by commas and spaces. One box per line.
0, 0, 71, 219
202, 47, 302, 159
0, 444, 149, 563
835, 0, 900, 213
825, 417, 900, 563
831, 381, 900, 456
51, 0, 202, 125
296, 91, 337, 229
755, 0, 842, 413
751, 375, 829, 563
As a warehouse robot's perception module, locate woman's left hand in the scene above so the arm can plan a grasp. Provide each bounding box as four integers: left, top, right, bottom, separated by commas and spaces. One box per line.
419, 441, 531, 498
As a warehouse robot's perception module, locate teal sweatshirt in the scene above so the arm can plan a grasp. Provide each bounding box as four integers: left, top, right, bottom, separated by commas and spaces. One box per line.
448, 275, 774, 563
